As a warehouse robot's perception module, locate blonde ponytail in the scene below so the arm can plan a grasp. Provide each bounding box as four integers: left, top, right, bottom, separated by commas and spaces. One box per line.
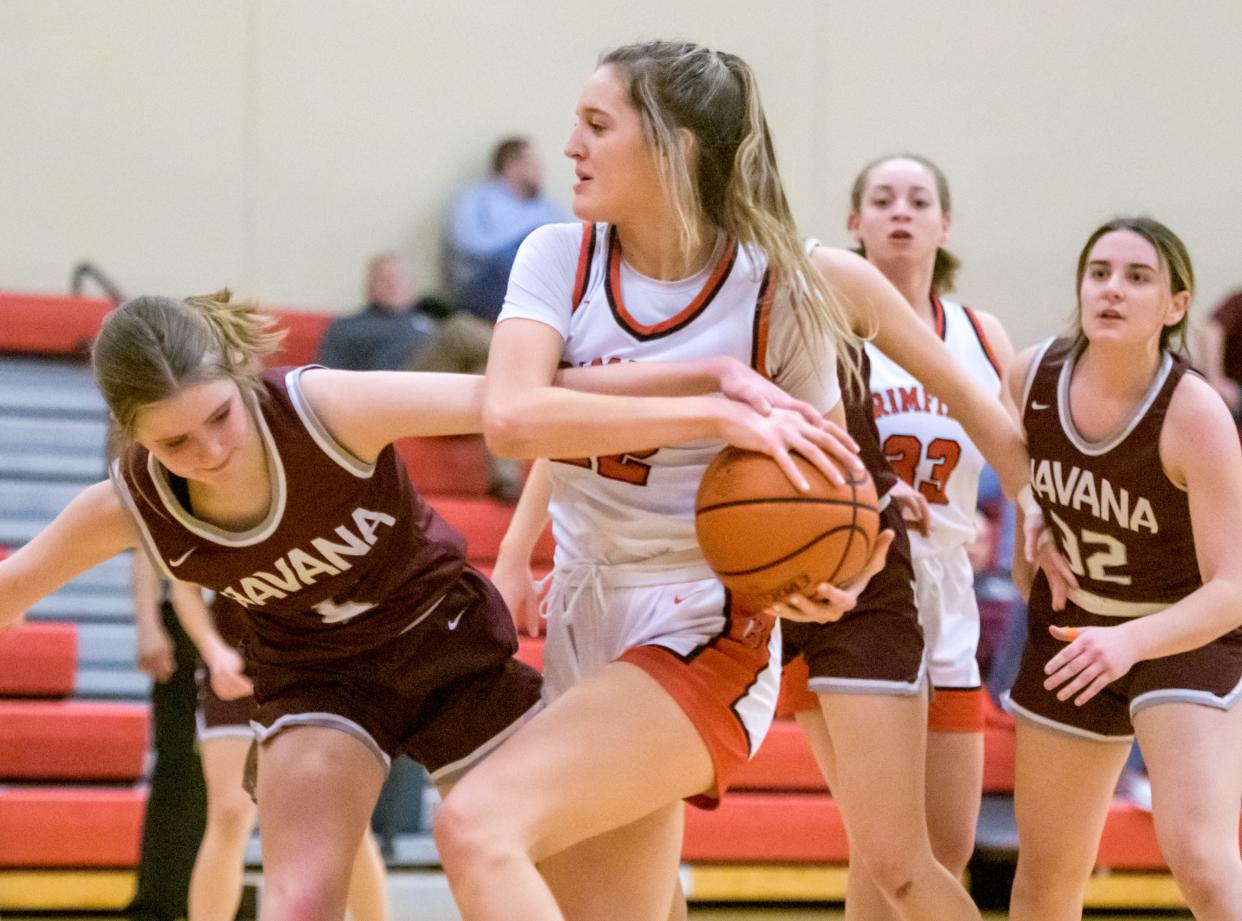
185, 288, 286, 375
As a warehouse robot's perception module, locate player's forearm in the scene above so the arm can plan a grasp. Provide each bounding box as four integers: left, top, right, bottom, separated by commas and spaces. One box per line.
130, 551, 163, 633
483, 386, 728, 459
555, 356, 733, 398
1124, 578, 1242, 662
167, 583, 227, 660
497, 460, 553, 565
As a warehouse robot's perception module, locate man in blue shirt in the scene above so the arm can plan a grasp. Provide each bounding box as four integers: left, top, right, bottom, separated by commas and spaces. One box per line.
316, 253, 521, 500
445, 137, 566, 321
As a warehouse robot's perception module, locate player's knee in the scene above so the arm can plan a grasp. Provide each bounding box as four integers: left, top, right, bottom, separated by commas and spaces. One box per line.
858, 851, 919, 901
928, 830, 974, 878
433, 785, 521, 873
263, 874, 344, 921
1159, 830, 1233, 903
208, 791, 255, 840
1011, 853, 1090, 905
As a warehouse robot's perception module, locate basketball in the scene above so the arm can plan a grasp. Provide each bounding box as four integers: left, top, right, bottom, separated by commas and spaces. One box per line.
695, 447, 880, 611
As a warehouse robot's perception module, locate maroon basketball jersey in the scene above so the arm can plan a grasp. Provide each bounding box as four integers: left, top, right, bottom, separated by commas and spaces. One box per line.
1022, 337, 1201, 607
841, 346, 899, 500
111, 367, 468, 659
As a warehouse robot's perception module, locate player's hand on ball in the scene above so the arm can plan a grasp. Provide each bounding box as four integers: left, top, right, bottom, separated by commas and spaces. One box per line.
1043, 623, 1140, 706
718, 358, 844, 431
720, 402, 862, 492
208, 644, 254, 701
767, 530, 894, 623
889, 480, 931, 538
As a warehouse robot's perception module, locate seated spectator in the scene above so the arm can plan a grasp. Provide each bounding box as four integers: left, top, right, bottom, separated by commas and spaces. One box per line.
1195, 287, 1242, 421
316, 252, 520, 499
317, 252, 479, 372
445, 136, 566, 321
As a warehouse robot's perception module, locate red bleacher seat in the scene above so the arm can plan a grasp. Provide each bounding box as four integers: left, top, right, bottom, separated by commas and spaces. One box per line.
0, 293, 111, 355
0, 788, 145, 867
395, 437, 490, 497
732, 720, 823, 791
0, 623, 76, 697
430, 496, 554, 565
0, 702, 148, 781
684, 793, 848, 863
0, 292, 332, 363
267, 308, 333, 367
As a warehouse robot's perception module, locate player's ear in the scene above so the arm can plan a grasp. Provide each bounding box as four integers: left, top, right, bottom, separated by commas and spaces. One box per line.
846, 211, 862, 244
1167, 290, 1190, 327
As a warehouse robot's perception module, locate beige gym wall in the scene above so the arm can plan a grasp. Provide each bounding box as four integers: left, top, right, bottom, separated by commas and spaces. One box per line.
2, 0, 1238, 348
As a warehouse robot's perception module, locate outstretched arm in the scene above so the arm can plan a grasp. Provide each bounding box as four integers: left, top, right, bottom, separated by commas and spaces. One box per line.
812, 246, 1029, 498
1, 481, 137, 630
298, 356, 855, 492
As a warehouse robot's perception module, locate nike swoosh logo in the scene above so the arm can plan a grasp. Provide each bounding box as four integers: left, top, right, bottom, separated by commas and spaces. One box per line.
1031, 401, 1050, 410
169, 548, 195, 567
446, 609, 466, 631
673, 595, 686, 605
397, 594, 446, 635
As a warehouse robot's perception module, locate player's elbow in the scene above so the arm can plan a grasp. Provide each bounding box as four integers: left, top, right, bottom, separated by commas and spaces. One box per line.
482, 394, 535, 458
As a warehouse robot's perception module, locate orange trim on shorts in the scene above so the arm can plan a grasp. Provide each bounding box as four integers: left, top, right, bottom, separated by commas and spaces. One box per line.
927, 687, 986, 733
620, 608, 774, 809
776, 655, 819, 717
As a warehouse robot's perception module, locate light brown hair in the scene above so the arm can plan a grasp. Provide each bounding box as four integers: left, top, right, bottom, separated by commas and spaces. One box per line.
849, 153, 961, 293
1072, 216, 1194, 355
599, 40, 861, 387
92, 289, 285, 447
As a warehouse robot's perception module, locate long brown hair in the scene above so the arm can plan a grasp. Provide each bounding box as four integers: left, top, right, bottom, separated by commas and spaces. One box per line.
599, 41, 860, 387
1071, 217, 1194, 356
92, 289, 285, 449
849, 153, 961, 293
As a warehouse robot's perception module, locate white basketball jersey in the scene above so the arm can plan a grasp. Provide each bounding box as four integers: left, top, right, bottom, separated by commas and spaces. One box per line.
500, 222, 840, 567
865, 295, 1001, 558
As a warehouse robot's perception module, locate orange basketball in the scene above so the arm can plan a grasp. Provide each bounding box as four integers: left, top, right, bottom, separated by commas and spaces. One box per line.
695, 447, 880, 612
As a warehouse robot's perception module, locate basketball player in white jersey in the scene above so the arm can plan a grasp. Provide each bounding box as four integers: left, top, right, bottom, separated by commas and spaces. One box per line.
438, 42, 1030, 921
850, 154, 1016, 916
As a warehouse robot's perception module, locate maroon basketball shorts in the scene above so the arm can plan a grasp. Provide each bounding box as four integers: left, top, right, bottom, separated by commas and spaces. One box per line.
247, 569, 543, 784
1006, 575, 1242, 740
779, 500, 925, 714
195, 664, 257, 741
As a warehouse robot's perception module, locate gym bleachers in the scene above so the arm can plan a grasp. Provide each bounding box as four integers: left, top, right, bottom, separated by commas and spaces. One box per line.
0, 289, 1231, 914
